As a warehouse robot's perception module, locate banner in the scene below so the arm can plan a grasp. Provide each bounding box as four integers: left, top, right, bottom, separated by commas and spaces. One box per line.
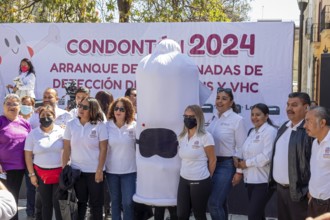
0, 22, 294, 126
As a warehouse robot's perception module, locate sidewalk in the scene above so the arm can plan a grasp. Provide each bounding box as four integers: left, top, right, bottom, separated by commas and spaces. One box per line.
18, 199, 276, 220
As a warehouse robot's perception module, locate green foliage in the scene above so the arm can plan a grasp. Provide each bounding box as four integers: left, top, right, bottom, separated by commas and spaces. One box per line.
103, 0, 251, 23
0, 0, 251, 23
221, 0, 252, 22
0, 0, 100, 23
129, 0, 230, 22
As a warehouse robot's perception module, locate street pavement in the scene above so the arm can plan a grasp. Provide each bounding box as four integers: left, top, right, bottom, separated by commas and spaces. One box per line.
18, 199, 277, 220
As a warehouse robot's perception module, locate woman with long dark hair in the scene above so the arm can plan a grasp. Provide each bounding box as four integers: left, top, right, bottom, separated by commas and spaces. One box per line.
236, 103, 277, 220
207, 87, 247, 219
62, 97, 108, 220
7, 58, 36, 99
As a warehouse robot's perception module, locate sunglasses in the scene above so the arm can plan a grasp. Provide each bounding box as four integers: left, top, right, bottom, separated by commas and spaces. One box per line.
78, 104, 90, 110
183, 115, 196, 119
5, 102, 20, 107
114, 107, 125, 112
217, 87, 232, 93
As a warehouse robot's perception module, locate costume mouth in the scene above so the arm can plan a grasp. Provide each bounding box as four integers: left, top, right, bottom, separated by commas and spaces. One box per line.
137, 128, 178, 158
11, 48, 19, 54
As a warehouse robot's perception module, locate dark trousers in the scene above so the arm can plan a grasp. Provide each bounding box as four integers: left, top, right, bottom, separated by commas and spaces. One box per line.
133, 202, 153, 220
154, 206, 178, 220
277, 184, 308, 220
37, 175, 62, 220
246, 183, 272, 220
177, 176, 211, 220
74, 172, 104, 220
103, 175, 111, 216
35, 189, 43, 220
2, 169, 25, 220
307, 197, 330, 218
24, 170, 36, 217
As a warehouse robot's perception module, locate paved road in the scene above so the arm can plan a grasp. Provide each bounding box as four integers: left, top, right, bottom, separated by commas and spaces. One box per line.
17, 199, 275, 220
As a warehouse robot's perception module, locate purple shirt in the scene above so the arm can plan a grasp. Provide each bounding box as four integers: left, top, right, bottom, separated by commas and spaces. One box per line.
0, 115, 31, 171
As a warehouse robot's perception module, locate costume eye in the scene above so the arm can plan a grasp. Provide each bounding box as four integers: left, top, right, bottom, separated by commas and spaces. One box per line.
4, 38, 10, 47
15, 35, 21, 45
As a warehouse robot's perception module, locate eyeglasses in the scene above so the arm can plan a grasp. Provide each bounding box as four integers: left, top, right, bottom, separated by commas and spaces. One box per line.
5, 102, 20, 107
114, 107, 125, 112
183, 115, 196, 119
78, 104, 90, 110
217, 87, 232, 93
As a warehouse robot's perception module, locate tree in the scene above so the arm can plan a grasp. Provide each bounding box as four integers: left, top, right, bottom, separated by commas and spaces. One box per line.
130, 0, 230, 22
0, 0, 100, 23
103, 0, 252, 23
221, 0, 252, 22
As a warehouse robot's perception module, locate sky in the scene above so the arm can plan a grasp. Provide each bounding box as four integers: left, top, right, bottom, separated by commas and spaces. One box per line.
248, 0, 301, 24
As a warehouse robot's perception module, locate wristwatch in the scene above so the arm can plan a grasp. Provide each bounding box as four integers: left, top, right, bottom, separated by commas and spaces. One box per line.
28, 172, 36, 177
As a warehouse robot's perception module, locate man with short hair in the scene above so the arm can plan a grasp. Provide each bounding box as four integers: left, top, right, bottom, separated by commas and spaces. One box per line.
269, 92, 313, 220
304, 106, 330, 218
30, 88, 73, 129
125, 87, 137, 112
69, 86, 90, 118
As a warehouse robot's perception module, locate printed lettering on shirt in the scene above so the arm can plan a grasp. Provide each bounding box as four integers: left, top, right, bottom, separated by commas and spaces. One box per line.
192, 140, 201, 149
89, 130, 97, 138
253, 134, 261, 143
220, 122, 230, 126
323, 146, 330, 159
128, 130, 135, 139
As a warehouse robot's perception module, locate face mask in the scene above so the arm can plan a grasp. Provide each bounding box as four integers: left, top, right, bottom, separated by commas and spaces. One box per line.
21, 66, 29, 72
40, 117, 53, 128
184, 117, 197, 129
20, 105, 33, 115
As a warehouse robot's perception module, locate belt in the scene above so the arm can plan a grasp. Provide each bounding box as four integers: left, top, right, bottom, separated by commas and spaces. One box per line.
277, 183, 290, 188
312, 197, 330, 206
216, 156, 233, 162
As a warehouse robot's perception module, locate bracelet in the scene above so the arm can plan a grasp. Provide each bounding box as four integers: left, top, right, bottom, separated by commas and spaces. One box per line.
28, 173, 36, 177
235, 172, 243, 175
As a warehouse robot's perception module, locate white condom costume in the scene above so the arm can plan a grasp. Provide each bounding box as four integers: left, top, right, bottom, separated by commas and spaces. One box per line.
133, 39, 210, 206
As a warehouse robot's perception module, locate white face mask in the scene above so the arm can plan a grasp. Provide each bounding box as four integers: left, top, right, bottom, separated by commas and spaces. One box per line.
20, 105, 33, 115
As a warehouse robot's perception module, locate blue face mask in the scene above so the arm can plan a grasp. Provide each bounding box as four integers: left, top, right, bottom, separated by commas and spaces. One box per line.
20, 105, 33, 115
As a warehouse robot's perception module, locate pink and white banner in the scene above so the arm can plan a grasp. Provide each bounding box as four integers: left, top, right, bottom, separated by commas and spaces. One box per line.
0, 22, 294, 126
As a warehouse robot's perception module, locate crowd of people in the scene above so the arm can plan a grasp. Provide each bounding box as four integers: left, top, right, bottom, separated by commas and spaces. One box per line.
0, 58, 330, 220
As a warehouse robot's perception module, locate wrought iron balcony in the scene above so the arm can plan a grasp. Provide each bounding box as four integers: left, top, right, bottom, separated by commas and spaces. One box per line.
320, 5, 330, 31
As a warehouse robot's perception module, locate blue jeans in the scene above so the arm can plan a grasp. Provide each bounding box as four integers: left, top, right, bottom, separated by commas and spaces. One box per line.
106, 172, 136, 220
208, 159, 235, 220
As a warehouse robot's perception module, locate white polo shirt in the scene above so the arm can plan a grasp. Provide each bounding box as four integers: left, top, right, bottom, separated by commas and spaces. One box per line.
207, 108, 246, 158
273, 120, 303, 185
178, 131, 214, 181
242, 123, 277, 183
105, 120, 137, 174
24, 125, 64, 168
30, 106, 73, 129
309, 129, 330, 200
63, 118, 108, 173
